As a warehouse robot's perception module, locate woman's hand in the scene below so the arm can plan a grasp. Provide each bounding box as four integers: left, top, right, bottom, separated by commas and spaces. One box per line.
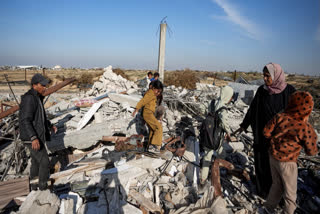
51, 125, 57, 134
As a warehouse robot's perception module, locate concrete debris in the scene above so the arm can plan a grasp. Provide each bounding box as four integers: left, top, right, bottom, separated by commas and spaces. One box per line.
17, 190, 60, 214
59, 192, 83, 214
108, 93, 142, 108
77, 99, 107, 130
1, 67, 319, 214
228, 82, 259, 105
86, 65, 138, 96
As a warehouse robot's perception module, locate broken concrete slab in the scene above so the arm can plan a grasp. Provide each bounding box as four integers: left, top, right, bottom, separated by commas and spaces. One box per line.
47, 117, 138, 152
122, 203, 143, 214
59, 192, 83, 214
108, 93, 142, 108
129, 189, 161, 213
87, 66, 138, 96
184, 136, 200, 186
228, 82, 259, 105
77, 99, 107, 130
18, 190, 60, 214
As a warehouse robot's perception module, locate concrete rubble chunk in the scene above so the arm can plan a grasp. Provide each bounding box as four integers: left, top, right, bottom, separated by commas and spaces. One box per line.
47, 117, 138, 152
108, 93, 142, 108
228, 82, 259, 105
58, 192, 83, 214
184, 136, 200, 186
77, 99, 107, 130
87, 65, 138, 96
18, 190, 60, 214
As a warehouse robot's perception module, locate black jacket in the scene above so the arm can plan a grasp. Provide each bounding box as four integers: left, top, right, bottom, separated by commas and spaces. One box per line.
240, 84, 296, 148
19, 88, 52, 143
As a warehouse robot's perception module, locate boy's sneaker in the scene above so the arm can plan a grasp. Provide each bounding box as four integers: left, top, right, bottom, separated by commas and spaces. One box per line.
149, 145, 160, 153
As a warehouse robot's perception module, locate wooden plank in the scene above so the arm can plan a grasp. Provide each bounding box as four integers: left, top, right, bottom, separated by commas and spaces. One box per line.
129, 189, 161, 213
31, 161, 106, 184
0, 177, 29, 211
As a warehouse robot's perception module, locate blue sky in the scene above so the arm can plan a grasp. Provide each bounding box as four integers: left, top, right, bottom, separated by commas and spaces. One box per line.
0, 0, 319, 75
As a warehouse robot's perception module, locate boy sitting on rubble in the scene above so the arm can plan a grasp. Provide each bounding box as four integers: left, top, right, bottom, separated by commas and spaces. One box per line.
263, 91, 318, 214
132, 80, 163, 151
200, 86, 235, 185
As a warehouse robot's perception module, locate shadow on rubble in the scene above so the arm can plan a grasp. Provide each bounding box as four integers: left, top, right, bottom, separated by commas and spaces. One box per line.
127, 110, 148, 136
82, 139, 131, 214
82, 164, 127, 213
53, 139, 130, 214
127, 111, 149, 148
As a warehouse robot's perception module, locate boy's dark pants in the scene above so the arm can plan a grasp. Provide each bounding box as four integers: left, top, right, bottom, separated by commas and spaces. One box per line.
26, 144, 50, 190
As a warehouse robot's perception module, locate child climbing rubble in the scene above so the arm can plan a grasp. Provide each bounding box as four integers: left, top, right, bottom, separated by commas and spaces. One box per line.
263, 91, 318, 214
132, 80, 163, 151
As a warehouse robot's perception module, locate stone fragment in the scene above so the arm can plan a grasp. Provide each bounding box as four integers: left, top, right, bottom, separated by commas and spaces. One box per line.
108, 93, 141, 108
18, 190, 60, 214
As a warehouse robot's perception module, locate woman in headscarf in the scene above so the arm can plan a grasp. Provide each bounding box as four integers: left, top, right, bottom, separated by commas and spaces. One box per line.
200, 85, 234, 184
234, 63, 296, 198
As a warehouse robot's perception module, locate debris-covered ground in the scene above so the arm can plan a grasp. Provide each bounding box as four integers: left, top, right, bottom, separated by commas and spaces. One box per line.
0, 66, 319, 214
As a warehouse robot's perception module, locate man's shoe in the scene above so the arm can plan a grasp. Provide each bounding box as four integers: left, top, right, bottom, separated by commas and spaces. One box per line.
38, 182, 48, 191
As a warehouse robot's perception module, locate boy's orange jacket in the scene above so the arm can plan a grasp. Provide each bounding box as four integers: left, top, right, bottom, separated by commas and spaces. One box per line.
135, 89, 157, 113
264, 91, 318, 162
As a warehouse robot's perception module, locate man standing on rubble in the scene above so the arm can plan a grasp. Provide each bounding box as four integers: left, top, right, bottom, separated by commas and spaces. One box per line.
19, 73, 57, 190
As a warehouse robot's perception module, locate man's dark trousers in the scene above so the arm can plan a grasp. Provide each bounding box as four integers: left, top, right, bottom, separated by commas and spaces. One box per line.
26, 143, 49, 190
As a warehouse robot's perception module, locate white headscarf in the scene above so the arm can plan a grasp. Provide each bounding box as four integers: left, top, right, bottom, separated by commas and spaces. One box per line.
214, 86, 234, 111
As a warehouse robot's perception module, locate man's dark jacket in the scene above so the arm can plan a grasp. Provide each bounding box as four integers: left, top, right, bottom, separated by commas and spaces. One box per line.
19, 88, 51, 143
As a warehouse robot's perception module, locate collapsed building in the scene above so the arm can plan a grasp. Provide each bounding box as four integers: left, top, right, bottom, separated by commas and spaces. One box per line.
0, 66, 319, 214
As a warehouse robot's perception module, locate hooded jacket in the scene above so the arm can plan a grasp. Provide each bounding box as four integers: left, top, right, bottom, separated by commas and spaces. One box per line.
264, 91, 318, 162
204, 86, 233, 149
19, 88, 52, 144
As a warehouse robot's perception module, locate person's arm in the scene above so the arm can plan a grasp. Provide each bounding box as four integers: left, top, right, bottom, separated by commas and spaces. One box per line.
263, 115, 277, 139
240, 88, 260, 131
303, 124, 318, 156
20, 95, 37, 140
219, 109, 237, 141
219, 109, 232, 135
20, 95, 41, 150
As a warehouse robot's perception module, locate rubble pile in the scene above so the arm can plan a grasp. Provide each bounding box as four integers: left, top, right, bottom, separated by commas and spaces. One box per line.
86, 65, 139, 96
0, 67, 319, 213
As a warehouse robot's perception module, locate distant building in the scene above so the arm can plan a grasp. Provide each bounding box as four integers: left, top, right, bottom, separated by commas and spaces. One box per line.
53, 65, 62, 70
16, 65, 40, 70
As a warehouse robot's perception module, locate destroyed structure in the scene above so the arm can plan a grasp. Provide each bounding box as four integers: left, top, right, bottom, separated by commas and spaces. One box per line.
0, 66, 319, 214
